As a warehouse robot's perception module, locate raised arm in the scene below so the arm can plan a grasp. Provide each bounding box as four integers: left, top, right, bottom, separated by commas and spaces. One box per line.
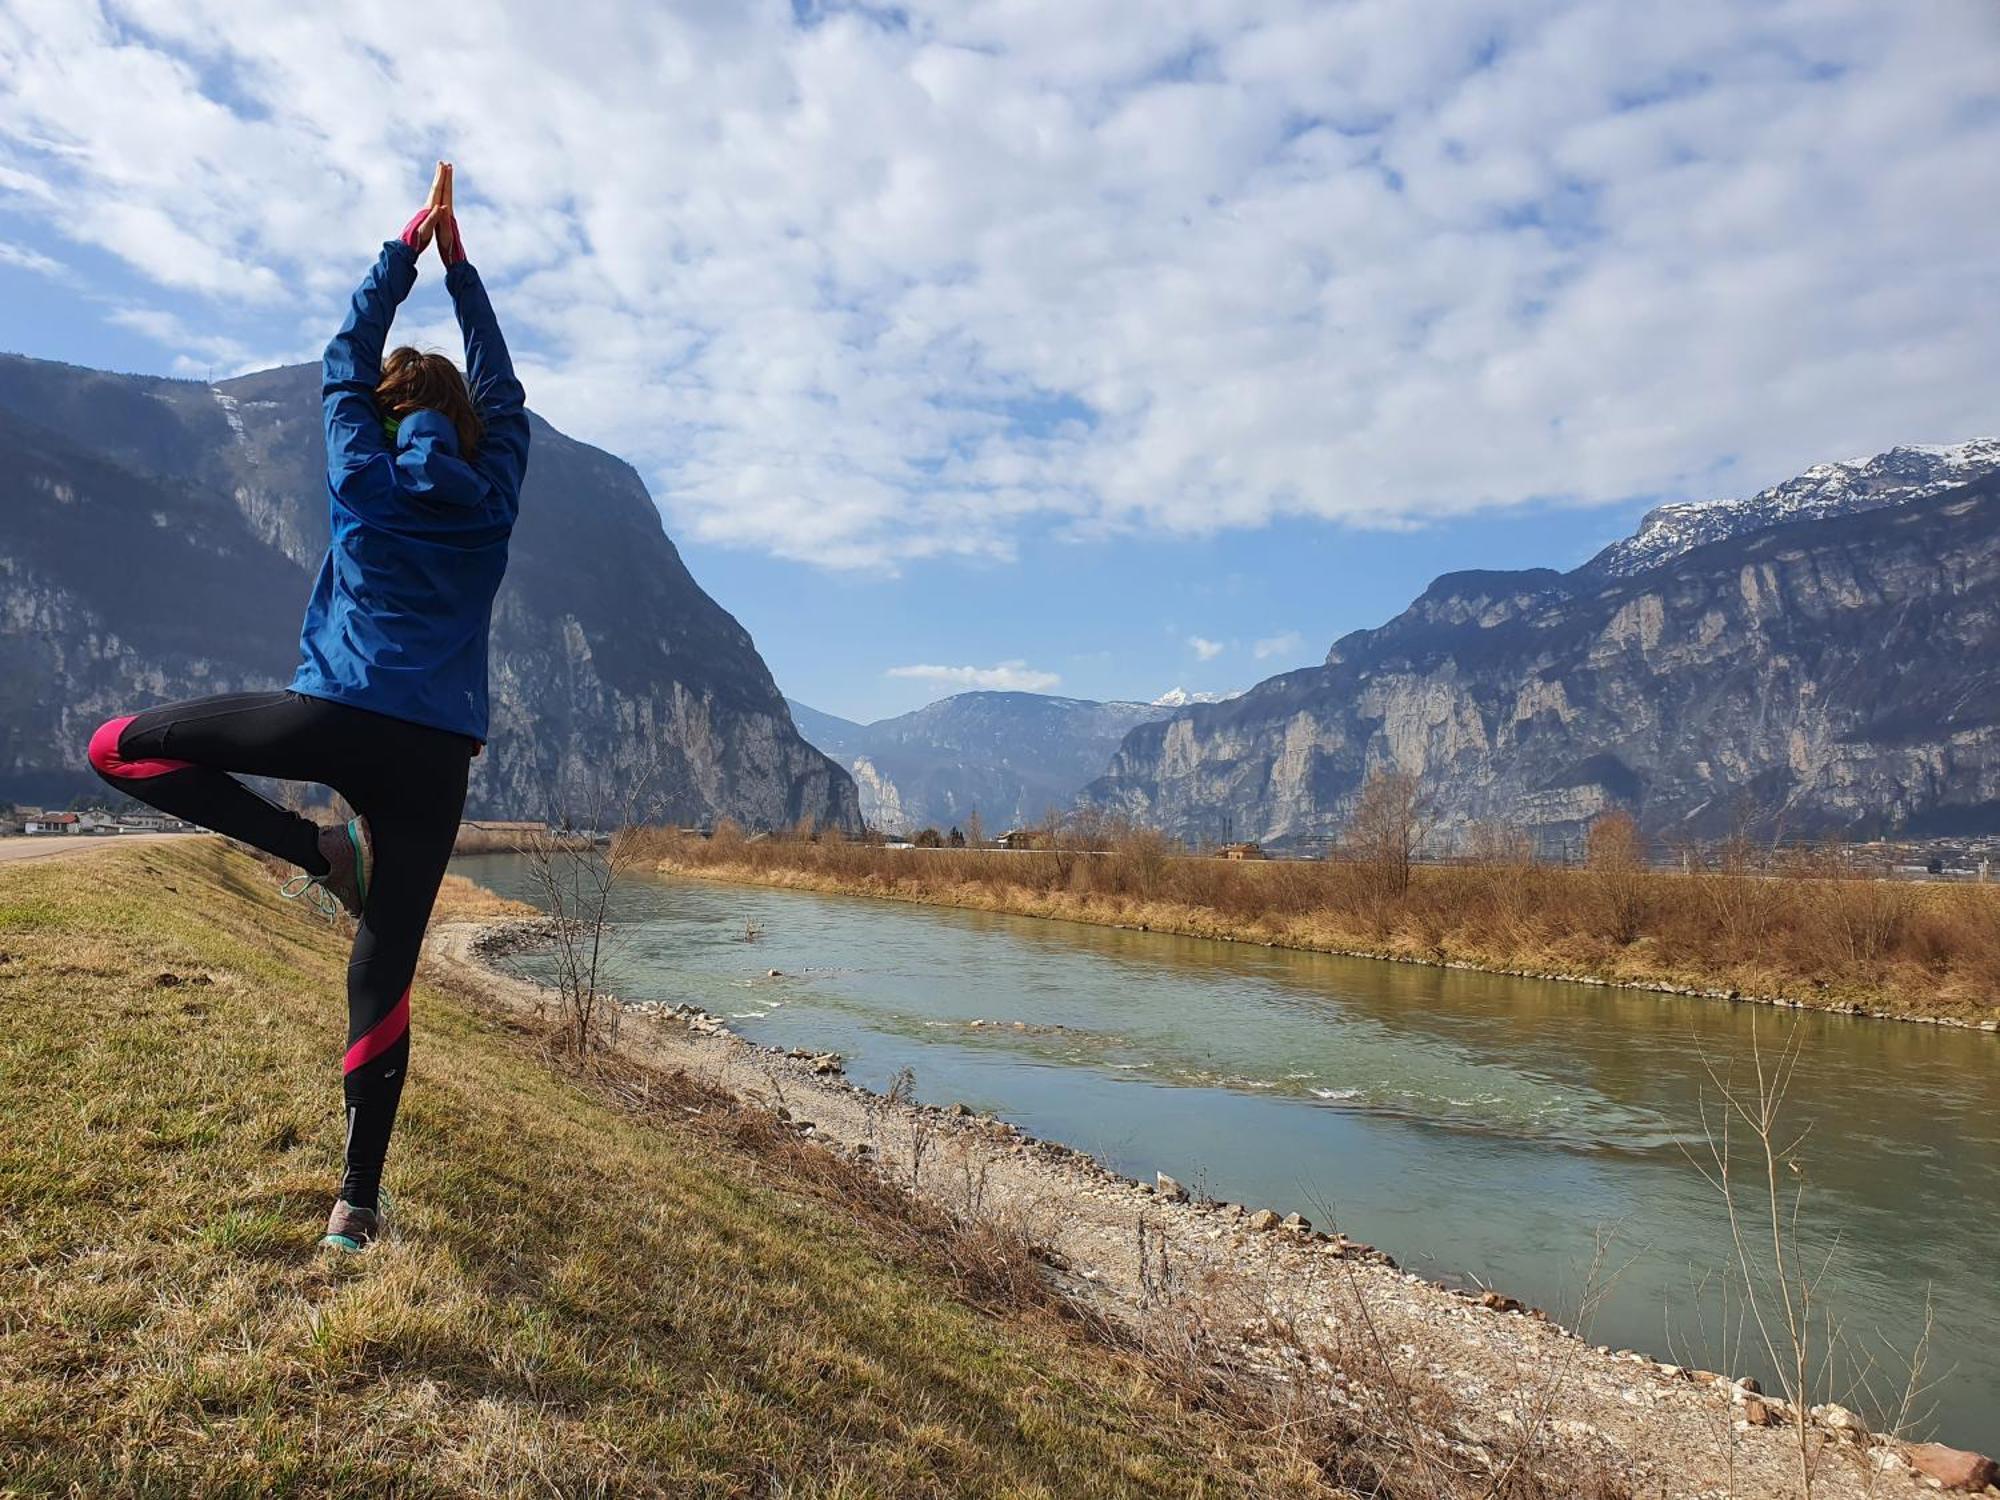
437, 209, 530, 504
322, 237, 421, 487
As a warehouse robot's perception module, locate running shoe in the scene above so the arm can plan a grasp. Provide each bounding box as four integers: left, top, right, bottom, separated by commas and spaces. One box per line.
319, 1192, 390, 1253
281, 818, 372, 920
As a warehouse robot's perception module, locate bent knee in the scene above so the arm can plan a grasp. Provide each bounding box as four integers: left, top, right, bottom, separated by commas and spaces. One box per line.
87, 714, 192, 780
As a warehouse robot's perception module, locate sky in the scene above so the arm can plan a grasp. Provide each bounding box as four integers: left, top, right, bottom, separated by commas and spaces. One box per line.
2, 0, 1996, 723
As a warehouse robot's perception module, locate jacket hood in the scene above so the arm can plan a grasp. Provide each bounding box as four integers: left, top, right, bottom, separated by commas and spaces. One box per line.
394, 409, 488, 508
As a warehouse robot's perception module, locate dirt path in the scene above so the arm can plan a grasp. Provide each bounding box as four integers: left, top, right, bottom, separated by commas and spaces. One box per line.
427, 919, 1988, 1500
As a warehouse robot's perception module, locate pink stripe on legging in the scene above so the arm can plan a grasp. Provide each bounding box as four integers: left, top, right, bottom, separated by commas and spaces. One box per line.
344, 987, 410, 1073
87, 715, 193, 779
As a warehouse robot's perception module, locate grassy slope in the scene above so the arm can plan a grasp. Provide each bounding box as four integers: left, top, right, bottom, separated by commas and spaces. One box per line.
628, 838, 2000, 1025
0, 842, 1316, 1498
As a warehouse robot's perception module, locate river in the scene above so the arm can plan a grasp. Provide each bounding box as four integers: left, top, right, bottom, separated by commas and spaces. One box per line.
456, 854, 2000, 1450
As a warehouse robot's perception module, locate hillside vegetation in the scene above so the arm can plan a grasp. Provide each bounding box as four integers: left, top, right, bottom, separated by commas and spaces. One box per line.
0, 841, 1327, 1497
627, 827, 2000, 1025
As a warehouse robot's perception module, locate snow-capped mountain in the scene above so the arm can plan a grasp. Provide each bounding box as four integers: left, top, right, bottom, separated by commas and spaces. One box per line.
1088, 463, 2000, 845
1151, 687, 1239, 707
1584, 440, 2000, 581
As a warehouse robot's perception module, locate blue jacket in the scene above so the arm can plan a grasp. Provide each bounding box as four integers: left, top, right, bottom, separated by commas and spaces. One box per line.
291, 239, 531, 742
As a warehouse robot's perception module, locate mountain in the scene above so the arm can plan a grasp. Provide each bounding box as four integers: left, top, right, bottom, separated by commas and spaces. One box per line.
786, 691, 1171, 833
1581, 441, 2000, 583
0, 354, 861, 831
1087, 447, 2000, 848
783, 699, 866, 762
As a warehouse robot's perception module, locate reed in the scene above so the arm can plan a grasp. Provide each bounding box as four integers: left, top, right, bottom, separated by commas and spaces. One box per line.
618, 824, 2000, 1024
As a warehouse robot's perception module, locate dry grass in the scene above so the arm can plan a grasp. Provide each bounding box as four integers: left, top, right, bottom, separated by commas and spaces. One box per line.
0, 840, 1347, 1497
431, 872, 540, 922
624, 829, 2000, 1025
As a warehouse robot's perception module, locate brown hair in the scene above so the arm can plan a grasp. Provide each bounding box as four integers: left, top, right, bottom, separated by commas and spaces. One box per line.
376, 346, 483, 457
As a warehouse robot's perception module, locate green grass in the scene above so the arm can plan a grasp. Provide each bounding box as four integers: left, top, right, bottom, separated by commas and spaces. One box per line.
0, 842, 1324, 1497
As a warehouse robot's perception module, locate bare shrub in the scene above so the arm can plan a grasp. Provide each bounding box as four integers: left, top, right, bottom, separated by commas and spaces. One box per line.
1465, 819, 1535, 867
1344, 769, 1429, 899
522, 826, 629, 1057
1586, 811, 1648, 944
1688, 1022, 1938, 1498
522, 770, 658, 1057
1789, 843, 1917, 969
1109, 821, 1175, 898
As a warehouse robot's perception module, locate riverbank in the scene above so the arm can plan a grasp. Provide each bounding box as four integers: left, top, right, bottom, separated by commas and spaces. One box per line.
626, 833, 2000, 1030
447, 904, 1995, 1499
0, 839, 1345, 1496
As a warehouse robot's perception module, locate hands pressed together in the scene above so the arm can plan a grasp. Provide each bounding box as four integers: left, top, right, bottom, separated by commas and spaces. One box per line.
399, 160, 467, 267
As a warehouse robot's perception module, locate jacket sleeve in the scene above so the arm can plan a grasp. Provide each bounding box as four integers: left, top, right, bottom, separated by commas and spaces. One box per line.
323, 241, 419, 501
446, 260, 531, 505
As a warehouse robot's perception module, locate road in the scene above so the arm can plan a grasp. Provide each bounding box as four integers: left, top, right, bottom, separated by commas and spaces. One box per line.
0, 833, 204, 865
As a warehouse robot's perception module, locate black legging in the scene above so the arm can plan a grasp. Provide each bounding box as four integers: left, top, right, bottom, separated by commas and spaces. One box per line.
87, 690, 473, 1211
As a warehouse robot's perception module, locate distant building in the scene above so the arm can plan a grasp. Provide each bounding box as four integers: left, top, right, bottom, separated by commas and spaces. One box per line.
23, 812, 78, 835
996, 828, 1043, 851
1220, 841, 1268, 861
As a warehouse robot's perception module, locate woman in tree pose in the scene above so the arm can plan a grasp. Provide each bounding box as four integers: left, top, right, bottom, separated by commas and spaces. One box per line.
85, 164, 530, 1252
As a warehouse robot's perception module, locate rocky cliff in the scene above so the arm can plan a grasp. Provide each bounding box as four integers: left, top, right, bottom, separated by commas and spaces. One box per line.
787, 691, 1169, 833
0, 354, 860, 830
1087, 456, 2000, 848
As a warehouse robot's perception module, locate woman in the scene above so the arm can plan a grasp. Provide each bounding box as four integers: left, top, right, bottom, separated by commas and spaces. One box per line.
86, 165, 530, 1252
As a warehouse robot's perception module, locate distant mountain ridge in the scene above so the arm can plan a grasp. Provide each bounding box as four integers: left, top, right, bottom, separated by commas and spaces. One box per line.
1578, 440, 2000, 584
0, 353, 861, 829
786, 692, 1169, 832
1092, 444, 2000, 847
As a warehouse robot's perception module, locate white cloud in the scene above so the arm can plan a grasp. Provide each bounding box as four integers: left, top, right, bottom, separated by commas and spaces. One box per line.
0, 1, 1994, 569
1252, 630, 1303, 660
886, 659, 1061, 691
103, 305, 291, 377
1187, 635, 1225, 661
0, 237, 64, 278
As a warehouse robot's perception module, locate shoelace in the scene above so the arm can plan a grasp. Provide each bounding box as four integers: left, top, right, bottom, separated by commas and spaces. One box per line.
278, 872, 343, 921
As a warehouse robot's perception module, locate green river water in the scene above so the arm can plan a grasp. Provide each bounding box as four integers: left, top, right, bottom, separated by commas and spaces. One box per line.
458, 855, 2000, 1450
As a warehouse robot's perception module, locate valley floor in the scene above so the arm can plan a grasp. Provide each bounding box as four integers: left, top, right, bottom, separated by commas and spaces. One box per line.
5, 838, 1988, 1499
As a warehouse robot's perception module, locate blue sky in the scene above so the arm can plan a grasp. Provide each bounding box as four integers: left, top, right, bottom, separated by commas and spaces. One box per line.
3, 1, 1996, 722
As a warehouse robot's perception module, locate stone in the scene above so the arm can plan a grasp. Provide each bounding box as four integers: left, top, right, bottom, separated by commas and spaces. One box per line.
948, 1102, 973, 1117
1154, 1172, 1188, 1203
1816, 1404, 1866, 1438
1280, 1212, 1311, 1233
1246, 1209, 1282, 1231
1908, 1444, 1997, 1492
766, 968, 783, 978
1740, 1398, 1777, 1428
